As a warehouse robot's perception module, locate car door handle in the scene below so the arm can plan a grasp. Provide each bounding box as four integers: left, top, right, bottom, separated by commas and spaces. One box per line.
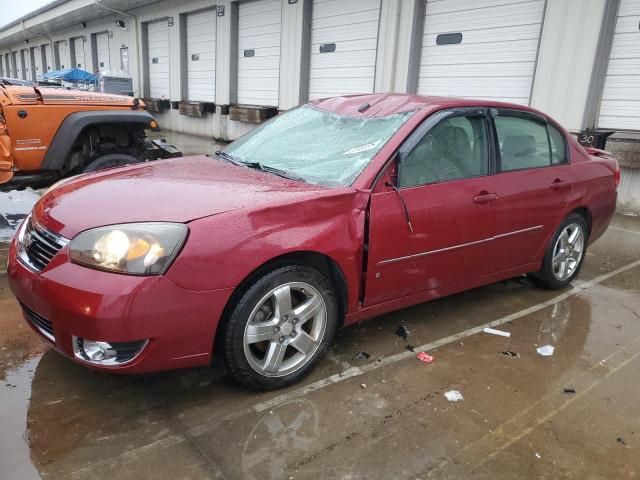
550, 179, 571, 190
473, 192, 498, 204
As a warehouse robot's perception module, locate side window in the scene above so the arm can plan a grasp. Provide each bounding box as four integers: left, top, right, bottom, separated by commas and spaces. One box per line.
494, 115, 550, 171
399, 115, 488, 188
547, 124, 568, 164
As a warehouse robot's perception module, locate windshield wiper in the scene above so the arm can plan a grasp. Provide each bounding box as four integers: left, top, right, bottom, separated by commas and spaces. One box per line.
242, 161, 307, 183
214, 150, 244, 166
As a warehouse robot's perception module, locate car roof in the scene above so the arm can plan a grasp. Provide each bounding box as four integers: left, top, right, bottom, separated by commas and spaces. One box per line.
310, 93, 543, 118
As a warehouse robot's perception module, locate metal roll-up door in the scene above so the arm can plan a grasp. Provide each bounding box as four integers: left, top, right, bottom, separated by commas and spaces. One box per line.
418, 0, 545, 105
42, 44, 52, 72
32, 47, 42, 80
147, 20, 171, 99
55, 41, 70, 69
598, 0, 640, 130
186, 9, 216, 102
237, 0, 282, 106
0, 55, 4, 77
20, 49, 29, 80
309, 0, 381, 100
72, 37, 86, 69
3, 53, 8, 77
11, 52, 18, 78
96, 32, 111, 72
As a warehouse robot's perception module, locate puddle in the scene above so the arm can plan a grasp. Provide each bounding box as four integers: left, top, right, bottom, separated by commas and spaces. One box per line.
0, 357, 42, 480
0, 189, 41, 242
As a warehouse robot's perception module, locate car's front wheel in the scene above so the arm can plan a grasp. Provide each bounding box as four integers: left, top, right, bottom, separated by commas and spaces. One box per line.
530, 213, 588, 290
223, 265, 338, 390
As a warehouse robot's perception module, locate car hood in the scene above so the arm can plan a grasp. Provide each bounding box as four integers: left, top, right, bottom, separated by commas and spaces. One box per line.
33, 155, 330, 238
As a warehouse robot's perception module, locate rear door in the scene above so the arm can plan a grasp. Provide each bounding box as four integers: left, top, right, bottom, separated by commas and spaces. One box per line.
487, 109, 574, 272
365, 108, 497, 305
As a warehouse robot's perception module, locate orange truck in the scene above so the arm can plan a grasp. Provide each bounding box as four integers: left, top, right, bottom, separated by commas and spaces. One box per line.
0, 81, 180, 190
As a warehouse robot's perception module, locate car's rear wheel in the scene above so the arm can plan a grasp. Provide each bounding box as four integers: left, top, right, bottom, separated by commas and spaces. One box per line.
529, 213, 588, 290
223, 265, 338, 390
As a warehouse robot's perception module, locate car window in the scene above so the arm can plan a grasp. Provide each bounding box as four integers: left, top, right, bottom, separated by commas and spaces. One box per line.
398, 115, 488, 188
494, 115, 551, 171
548, 123, 568, 164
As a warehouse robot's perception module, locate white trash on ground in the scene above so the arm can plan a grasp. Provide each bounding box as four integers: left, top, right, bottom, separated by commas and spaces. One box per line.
537, 345, 555, 356
444, 390, 464, 402
483, 327, 511, 337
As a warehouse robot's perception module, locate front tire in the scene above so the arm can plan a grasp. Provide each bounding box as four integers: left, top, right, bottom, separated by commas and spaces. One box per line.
529, 213, 588, 290
83, 153, 141, 173
223, 265, 338, 390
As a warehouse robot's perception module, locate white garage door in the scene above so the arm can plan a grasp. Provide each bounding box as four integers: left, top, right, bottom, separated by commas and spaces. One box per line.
147, 20, 171, 99
33, 47, 43, 80
73, 37, 86, 69
186, 9, 216, 102
56, 41, 70, 69
598, 0, 640, 130
0, 55, 4, 77
418, 0, 545, 105
309, 0, 380, 100
237, 0, 281, 106
12, 52, 18, 78
96, 32, 111, 72
42, 44, 52, 72
20, 49, 29, 80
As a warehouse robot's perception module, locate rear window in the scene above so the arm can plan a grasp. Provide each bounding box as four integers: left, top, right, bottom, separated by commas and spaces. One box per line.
547, 123, 568, 164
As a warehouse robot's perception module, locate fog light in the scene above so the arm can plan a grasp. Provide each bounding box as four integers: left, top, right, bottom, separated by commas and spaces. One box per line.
73, 336, 148, 366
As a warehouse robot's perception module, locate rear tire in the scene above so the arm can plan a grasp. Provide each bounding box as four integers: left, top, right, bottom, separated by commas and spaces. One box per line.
83, 153, 141, 173
223, 265, 338, 390
529, 213, 588, 290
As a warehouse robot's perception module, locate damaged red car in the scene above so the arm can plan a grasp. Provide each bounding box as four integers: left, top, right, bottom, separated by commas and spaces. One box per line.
7, 94, 619, 389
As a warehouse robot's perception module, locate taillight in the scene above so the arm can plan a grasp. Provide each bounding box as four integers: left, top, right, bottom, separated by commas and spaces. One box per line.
614, 161, 621, 189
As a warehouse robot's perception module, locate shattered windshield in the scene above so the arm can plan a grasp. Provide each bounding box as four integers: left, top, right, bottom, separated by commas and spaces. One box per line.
223, 105, 414, 186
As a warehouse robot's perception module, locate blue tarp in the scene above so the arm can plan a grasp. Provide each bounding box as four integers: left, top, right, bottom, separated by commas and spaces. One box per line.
41, 68, 97, 83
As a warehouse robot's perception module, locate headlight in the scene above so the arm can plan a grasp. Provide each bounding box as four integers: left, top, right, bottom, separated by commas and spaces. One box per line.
69, 223, 188, 275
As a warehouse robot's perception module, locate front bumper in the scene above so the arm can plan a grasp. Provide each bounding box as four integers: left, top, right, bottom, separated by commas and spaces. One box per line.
7, 238, 234, 374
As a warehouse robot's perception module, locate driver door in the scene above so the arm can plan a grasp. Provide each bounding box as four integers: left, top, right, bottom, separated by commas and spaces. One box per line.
364, 108, 498, 306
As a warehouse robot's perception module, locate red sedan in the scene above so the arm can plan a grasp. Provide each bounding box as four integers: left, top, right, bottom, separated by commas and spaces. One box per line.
7, 94, 619, 389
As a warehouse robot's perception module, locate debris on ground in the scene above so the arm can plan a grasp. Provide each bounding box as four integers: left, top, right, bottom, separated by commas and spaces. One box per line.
444, 390, 463, 402
483, 327, 511, 337
535, 452, 541, 459
361, 383, 367, 389
563, 388, 576, 394
352, 351, 370, 361
501, 351, 520, 359
416, 352, 434, 364
406, 344, 415, 352
617, 437, 627, 446
537, 345, 555, 356
395, 324, 410, 341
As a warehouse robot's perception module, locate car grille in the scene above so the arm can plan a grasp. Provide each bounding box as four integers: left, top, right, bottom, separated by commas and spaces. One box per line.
21, 303, 55, 342
20, 218, 69, 271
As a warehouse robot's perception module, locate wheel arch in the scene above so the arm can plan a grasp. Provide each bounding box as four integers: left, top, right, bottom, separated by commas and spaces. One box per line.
569, 206, 592, 236
213, 250, 349, 358
41, 110, 157, 170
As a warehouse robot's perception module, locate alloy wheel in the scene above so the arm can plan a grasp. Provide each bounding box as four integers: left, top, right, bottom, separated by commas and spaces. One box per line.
551, 223, 584, 281
243, 282, 327, 377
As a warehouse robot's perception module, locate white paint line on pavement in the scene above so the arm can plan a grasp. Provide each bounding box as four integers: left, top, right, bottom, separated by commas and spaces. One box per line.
252, 258, 640, 413
610, 226, 640, 235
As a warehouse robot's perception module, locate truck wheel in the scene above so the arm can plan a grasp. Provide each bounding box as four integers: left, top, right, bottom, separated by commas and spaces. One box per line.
83, 153, 141, 173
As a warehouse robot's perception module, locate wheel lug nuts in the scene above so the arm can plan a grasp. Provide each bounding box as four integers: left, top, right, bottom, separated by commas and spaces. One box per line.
290, 331, 296, 338
283, 314, 289, 321
279, 336, 285, 343
292, 318, 299, 324
274, 326, 280, 333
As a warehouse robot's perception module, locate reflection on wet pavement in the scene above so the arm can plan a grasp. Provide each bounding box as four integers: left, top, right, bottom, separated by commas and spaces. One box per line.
1, 213, 639, 479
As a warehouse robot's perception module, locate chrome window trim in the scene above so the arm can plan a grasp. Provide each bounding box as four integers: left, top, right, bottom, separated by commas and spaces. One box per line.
377, 225, 544, 266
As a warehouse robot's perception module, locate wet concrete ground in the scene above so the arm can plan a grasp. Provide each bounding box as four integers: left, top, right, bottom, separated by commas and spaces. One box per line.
1, 213, 639, 479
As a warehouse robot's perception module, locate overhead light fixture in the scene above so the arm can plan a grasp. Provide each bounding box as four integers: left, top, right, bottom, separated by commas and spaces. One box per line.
115, 19, 126, 29
81, 21, 87, 28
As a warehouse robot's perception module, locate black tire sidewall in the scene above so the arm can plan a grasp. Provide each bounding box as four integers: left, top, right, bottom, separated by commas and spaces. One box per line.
83, 153, 140, 173
536, 213, 589, 289
223, 265, 338, 390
